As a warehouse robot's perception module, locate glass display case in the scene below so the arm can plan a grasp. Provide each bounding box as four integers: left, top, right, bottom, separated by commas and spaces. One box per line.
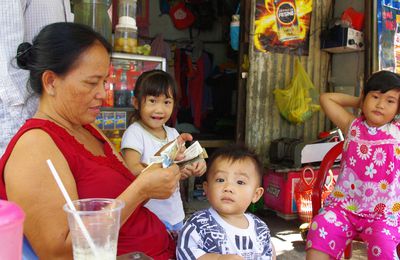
96, 53, 166, 150
112, 52, 166, 72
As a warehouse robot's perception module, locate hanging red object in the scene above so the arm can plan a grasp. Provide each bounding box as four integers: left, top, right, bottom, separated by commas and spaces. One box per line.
169, 2, 195, 30
341, 7, 364, 31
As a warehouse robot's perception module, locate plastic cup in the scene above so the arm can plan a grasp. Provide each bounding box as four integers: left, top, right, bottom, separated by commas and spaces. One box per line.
0, 200, 25, 260
63, 198, 125, 260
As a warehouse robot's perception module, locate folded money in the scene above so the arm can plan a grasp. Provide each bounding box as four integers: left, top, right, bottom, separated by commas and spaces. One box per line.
174, 141, 208, 167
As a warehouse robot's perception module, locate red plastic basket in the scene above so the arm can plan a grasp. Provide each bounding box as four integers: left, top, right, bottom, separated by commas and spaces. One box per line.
295, 167, 335, 223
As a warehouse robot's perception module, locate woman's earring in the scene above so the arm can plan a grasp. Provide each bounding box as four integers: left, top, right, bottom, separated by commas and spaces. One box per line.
47, 86, 56, 96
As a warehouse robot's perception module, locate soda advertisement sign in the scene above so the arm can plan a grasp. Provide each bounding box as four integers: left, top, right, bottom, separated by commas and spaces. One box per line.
254, 0, 312, 55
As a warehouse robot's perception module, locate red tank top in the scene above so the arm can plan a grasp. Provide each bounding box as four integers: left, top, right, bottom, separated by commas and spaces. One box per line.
0, 119, 175, 259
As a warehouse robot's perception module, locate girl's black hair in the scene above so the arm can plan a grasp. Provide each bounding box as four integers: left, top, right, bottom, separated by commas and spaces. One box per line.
133, 69, 178, 119
363, 70, 400, 99
16, 22, 112, 94
206, 143, 264, 186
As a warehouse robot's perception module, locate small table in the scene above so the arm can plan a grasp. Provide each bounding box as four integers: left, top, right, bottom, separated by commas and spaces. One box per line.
197, 139, 233, 148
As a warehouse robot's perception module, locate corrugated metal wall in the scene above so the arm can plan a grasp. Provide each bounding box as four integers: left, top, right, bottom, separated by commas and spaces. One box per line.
246, 0, 333, 164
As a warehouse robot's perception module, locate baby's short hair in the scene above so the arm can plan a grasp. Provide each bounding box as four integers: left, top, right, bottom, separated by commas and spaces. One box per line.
206, 143, 264, 186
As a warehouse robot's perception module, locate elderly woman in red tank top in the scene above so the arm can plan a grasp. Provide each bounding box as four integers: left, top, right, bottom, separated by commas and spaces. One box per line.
0, 22, 190, 259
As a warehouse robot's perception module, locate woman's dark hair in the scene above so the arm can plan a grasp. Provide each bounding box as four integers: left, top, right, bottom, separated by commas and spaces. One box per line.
16, 22, 112, 94
363, 70, 400, 99
206, 143, 264, 186
133, 69, 178, 119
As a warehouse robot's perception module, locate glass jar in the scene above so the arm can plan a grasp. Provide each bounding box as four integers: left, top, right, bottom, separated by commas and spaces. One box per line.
73, 0, 112, 43
118, 0, 137, 20
114, 25, 137, 53
114, 0, 137, 53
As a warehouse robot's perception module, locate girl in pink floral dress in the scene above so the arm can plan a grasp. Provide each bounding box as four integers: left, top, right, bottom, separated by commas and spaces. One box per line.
306, 71, 400, 260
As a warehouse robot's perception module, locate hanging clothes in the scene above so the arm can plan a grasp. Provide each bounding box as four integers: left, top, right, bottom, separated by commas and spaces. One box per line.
150, 34, 171, 61
186, 53, 204, 128
174, 45, 213, 129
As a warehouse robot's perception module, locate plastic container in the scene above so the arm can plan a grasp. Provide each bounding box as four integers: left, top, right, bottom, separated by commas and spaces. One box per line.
63, 198, 124, 259
263, 168, 339, 219
114, 0, 138, 53
74, 0, 112, 43
114, 26, 138, 53
118, 0, 137, 20
230, 15, 240, 51
0, 200, 25, 260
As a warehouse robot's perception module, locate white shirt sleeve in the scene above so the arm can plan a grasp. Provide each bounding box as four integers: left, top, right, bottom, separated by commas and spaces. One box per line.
0, 0, 73, 106
121, 123, 144, 155
0, 1, 28, 106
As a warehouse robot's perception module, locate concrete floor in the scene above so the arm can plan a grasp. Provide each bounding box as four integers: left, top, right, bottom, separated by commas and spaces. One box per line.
184, 200, 368, 259
257, 209, 367, 260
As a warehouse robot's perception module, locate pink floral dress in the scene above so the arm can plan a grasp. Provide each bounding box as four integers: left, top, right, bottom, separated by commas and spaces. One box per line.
326, 116, 400, 222
306, 117, 400, 259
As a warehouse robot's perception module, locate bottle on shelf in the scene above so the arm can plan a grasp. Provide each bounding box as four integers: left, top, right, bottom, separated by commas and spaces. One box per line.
114, 0, 138, 54
109, 130, 122, 151
103, 64, 115, 107
126, 62, 142, 106
114, 70, 130, 107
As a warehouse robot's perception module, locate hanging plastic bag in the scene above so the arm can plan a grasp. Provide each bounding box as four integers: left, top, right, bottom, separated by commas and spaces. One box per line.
274, 58, 320, 124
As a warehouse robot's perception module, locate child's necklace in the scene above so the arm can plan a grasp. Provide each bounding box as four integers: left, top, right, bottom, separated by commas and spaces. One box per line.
363, 121, 385, 135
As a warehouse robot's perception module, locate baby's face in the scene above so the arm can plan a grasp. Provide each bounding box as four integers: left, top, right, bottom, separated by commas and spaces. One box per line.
203, 158, 264, 217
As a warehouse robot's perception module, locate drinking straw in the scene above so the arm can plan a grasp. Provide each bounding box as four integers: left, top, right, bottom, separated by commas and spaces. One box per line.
141, 162, 156, 173
46, 159, 99, 257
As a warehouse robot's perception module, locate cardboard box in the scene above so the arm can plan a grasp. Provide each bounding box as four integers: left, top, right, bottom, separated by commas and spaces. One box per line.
103, 112, 115, 130
95, 112, 104, 129
263, 167, 339, 219
115, 111, 127, 130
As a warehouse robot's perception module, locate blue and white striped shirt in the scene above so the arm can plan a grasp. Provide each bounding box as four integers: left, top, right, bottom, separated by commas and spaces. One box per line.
177, 207, 273, 260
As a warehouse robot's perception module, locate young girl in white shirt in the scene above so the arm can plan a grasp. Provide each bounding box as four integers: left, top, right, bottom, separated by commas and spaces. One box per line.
121, 70, 206, 234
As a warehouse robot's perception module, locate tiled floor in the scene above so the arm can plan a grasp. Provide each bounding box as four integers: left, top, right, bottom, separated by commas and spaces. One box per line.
184, 200, 368, 259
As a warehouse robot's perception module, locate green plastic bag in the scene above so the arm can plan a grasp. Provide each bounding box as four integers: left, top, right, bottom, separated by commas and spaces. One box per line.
274, 58, 320, 124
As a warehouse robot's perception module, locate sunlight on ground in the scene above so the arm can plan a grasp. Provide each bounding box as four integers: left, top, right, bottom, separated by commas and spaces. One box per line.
272, 230, 304, 256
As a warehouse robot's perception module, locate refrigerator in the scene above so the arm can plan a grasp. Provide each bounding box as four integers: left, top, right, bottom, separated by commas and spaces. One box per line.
96, 53, 167, 150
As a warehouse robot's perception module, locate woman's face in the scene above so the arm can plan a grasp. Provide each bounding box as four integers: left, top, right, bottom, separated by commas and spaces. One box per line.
52, 43, 110, 125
